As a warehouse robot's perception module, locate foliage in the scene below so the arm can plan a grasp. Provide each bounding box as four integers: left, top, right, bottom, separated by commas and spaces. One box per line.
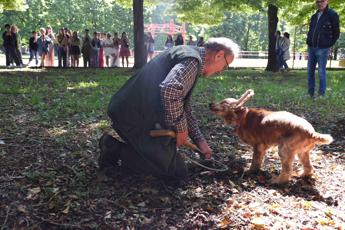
0, 0, 133, 47
0, 0, 27, 12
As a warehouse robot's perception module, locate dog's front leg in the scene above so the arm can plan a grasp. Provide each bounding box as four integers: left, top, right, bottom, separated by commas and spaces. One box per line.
248, 144, 268, 172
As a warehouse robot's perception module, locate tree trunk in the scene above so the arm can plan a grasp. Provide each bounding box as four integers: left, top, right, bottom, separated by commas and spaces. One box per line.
133, 0, 147, 69
265, 4, 279, 72
244, 21, 250, 51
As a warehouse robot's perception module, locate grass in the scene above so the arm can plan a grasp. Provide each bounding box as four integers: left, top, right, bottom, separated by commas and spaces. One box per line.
0, 67, 344, 229
1, 68, 344, 123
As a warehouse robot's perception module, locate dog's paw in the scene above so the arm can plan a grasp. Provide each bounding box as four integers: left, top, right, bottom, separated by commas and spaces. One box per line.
300, 169, 314, 178
269, 176, 289, 185
247, 167, 262, 174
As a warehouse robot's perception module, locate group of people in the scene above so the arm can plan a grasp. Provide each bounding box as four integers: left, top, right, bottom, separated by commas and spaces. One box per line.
145, 33, 206, 62
2, 24, 25, 68
2, 24, 132, 68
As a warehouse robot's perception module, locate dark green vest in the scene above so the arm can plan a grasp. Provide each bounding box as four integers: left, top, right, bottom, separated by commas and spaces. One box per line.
108, 45, 202, 138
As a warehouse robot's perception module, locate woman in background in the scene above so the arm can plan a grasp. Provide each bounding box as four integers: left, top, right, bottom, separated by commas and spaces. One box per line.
45, 26, 55, 67
37, 27, 52, 67
10, 25, 23, 66
146, 32, 155, 61
119, 32, 130, 68
70, 31, 81, 67
164, 34, 174, 50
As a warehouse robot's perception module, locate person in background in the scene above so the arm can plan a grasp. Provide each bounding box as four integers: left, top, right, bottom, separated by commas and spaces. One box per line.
37, 27, 52, 67
81, 29, 92, 67
164, 34, 174, 50
197, 37, 205, 47
10, 25, 24, 66
306, 0, 339, 97
174, 34, 184, 46
275, 31, 284, 70
187, 35, 196, 46
56, 28, 69, 67
99, 32, 105, 68
281, 32, 290, 71
64, 28, 72, 67
112, 32, 121, 67
90, 31, 101, 67
2, 24, 21, 68
45, 26, 55, 67
28, 31, 39, 66
102, 33, 115, 67
119, 32, 130, 68
146, 32, 155, 62
70, 31, 81, 67
99, 37, 239, 183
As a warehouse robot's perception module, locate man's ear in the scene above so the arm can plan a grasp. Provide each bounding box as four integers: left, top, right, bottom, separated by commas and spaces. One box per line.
215, 50, 225, 60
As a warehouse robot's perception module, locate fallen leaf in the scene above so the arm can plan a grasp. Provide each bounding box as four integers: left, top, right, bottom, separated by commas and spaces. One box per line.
251, 217, 267, 229
17, 205, 27, 214
26, 187, 41, 200
104, 211, 111, 220
62, 200, 71, 214
218, 217, 232, 229
137, 202, 146, 207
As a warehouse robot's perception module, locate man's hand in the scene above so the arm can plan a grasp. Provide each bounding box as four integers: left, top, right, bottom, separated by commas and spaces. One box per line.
176, 130, 188, 147
197, 139, 213, 160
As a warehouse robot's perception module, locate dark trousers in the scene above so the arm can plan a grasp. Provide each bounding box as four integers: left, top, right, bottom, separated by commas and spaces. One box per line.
58, 46, 67, 67
111, 122, 188, 180
16, 49, 23, 64
5, 46, 20, 66
83, 55, 90, 67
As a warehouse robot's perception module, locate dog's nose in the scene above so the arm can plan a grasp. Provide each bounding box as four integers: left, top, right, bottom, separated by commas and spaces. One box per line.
209, 103, 215, 109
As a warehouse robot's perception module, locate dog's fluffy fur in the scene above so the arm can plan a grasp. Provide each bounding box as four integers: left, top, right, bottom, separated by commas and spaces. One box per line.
210, 90, 333, 184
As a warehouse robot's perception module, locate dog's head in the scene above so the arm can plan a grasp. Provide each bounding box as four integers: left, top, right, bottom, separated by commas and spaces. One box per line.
209, 89, 254, 125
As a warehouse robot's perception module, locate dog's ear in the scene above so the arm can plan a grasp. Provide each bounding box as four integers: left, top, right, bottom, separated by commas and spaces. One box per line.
224, 111, 238, 125
236, 89, 254, 107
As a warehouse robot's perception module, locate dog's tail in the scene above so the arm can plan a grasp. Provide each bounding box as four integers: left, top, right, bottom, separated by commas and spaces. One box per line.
312, 133, 334, 145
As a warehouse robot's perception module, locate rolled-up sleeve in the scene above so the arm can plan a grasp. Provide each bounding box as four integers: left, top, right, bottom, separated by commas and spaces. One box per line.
160, 58, 203, 141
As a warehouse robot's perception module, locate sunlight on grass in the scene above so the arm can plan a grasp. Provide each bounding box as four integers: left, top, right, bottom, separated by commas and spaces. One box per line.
67, 81, 99, 90
1, 68, 344, 123
88, 119, 110, 130
48, 127, 68, 137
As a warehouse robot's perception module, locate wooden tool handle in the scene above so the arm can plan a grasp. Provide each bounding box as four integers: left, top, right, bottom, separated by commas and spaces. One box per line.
149, 129, 176, 138
150, 129, 202, 153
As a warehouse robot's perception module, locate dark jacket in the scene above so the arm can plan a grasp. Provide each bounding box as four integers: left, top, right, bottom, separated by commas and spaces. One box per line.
108, 45, 202, 135
306, 6, 340, 48
2, 31, 17, 48
29, 37, 38, 51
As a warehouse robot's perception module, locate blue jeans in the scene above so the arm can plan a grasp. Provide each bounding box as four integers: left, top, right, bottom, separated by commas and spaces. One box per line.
307, 47, 329, 96
29, 49, 38, 65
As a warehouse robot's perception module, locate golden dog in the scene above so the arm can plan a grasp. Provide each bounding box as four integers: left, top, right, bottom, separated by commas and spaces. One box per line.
209, 89, 333, 184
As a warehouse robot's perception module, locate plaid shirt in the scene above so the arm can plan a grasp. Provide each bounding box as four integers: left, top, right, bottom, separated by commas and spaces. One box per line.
160, 47, 205, 142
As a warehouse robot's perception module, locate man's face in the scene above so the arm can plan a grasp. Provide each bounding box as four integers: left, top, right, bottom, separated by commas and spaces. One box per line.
316, 0, 328, 11
203, 50, 234, 77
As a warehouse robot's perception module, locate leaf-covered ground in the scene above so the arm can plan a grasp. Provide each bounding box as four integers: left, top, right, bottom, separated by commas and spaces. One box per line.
0, 68, 344, 229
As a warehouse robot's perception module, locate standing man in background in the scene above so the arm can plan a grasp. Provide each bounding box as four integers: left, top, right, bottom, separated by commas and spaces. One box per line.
306, 0, 339, 98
